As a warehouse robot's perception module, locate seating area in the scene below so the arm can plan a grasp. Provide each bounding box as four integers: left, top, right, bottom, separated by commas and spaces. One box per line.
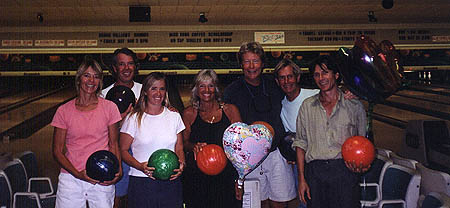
0, 151, 56, 208
360, 148, 450, 208
2, 148, 449, 208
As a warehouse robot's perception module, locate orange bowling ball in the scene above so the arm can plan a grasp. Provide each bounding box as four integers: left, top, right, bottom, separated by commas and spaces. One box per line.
136, 53, 147, 60
0, 54, 9, 61
342, 136, 375, 168
196, 144, 227, 175
252, 121, 275, 137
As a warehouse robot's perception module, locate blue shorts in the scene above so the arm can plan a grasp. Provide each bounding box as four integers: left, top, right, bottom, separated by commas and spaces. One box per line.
115, 161, 130, 197
127, 176, 182, 208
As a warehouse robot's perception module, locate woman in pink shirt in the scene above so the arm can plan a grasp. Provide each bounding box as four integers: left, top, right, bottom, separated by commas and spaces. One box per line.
51, 58, 122, 208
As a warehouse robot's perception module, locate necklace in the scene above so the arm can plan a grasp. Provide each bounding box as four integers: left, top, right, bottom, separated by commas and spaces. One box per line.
199, 101, 220, 124
200, 111, 216, 124
208, 116, 215, 124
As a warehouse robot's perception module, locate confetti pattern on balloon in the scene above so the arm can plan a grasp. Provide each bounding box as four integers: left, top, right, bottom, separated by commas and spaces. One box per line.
222, 122, 272, 179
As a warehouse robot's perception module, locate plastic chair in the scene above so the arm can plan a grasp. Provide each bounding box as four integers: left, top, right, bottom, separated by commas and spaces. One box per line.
390, 152, 419, 170
360, 155, 393, 207
0, 170, 13, 208
417, 163, 450, 196
422, 120, 450, 169
17, 151, 38, 179
3, 159, 28, 194
13, 192, 56, 208
3, 159, 56, 208
28, 177, 54, 198
377, 164, 421, 208
17, 151, 55, 197
421, 192, 450, 208
377, 148, 393, 158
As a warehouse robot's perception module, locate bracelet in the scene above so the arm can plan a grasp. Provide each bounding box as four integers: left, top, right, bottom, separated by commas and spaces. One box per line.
234, 179, 244, 189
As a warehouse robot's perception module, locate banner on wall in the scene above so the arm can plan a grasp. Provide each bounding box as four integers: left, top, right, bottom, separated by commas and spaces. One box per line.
34, 40, 65, 47
0, 28, 449, 50
67, 40, 98, 47
255, 32, 285, 44
2, 40, 33, 47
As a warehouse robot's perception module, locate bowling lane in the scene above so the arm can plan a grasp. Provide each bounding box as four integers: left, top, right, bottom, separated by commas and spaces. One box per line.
409, 84, 450, 96
395, 90, 450, 105
0, 87, 75, 133
363, 101, 438, 122
372, 120, 405, 153
386, 94, 450, 116
0, 89, 47, 108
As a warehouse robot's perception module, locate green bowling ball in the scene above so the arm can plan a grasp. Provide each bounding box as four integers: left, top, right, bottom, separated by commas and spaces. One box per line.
147, 149, 179, 180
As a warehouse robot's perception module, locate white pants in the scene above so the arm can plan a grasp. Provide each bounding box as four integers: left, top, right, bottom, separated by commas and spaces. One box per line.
246, 148, 297, 202
55, 173, 115, 208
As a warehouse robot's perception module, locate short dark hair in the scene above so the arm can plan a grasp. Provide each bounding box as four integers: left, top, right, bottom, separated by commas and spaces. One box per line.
237, 42, 266, 67
309, 55, 341, 83
110, 48, 139, 77
112, 48, 138, 65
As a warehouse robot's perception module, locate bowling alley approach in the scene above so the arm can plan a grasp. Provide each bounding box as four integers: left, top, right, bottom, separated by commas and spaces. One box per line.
1, 1, 450, 208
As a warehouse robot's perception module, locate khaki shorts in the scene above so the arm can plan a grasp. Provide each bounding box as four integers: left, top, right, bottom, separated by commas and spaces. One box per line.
246, 148, 297, 202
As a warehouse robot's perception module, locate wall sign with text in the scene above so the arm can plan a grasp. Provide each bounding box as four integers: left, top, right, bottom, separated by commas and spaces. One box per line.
0, 28, 449, 51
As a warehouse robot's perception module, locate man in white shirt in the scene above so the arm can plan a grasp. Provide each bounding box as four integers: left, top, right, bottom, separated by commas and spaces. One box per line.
274, 59, 318, 208
100, 48, 142, 103
275, 59, 319, 136
274, 58, 356, 208
100, 48, 142, 208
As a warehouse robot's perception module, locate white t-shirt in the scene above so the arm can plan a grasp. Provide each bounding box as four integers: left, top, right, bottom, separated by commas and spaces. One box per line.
100, 81, 143, 100
280, 88, 319, 133
120, 107, 185, 177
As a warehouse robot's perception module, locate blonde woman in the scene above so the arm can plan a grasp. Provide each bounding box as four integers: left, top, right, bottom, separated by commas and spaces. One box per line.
182, 69, 242, 208
120, 72, 185, 207
52, 58, 122, 207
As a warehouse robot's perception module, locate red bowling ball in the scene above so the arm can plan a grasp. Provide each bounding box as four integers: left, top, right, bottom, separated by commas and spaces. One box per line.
342, 136, 375, 168
196, 144, 227, 176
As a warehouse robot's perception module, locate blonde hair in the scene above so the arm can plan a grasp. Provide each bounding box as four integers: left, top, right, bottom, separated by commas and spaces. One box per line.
74, 57, 103, 96
237, 41, 266, 67
130, 72, 170, 128
190, 69, 221, 109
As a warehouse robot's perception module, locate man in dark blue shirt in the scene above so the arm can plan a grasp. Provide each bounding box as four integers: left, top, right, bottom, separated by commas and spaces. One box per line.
223, 42, 297, 208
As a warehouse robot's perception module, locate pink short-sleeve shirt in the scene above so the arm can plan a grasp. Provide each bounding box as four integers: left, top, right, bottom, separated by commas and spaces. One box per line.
51, 98, 121, 173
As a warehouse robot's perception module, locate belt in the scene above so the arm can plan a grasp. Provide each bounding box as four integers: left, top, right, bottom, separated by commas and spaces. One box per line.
308, 159, 343, 165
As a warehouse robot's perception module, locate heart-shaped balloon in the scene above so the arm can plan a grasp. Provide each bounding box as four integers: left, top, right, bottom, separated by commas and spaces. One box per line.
222, 122, 272, 179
